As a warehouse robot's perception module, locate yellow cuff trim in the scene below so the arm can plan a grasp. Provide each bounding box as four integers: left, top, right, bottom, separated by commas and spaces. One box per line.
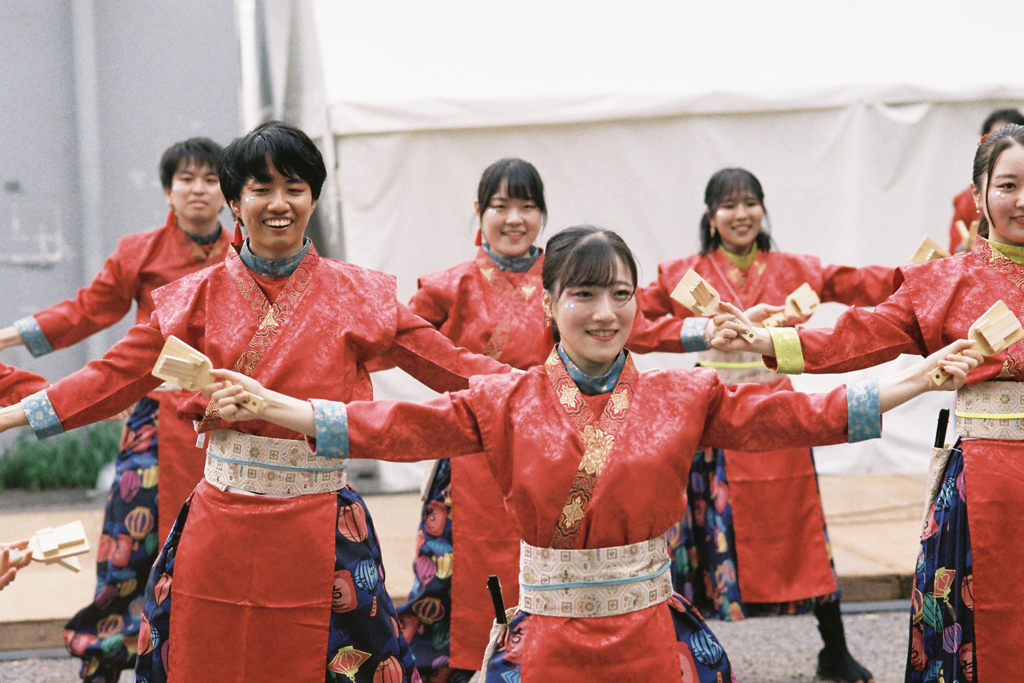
767, 327, 804, 374
955, 410, 1024, 420
696, 360, 765, 370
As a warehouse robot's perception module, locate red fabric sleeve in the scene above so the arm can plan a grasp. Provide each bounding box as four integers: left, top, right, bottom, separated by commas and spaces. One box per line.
698, 376, 849, 451
625, 307, 684, 354
46, 319, 166, 431
767, 282, 926, 374
380, 303, 510, 393
32, 240, 140, 351
347, 391, 485, 462
406, 277, 452, 329
949, 188, 980, 254
819, 263, 896, 307
0, 361, 50, 406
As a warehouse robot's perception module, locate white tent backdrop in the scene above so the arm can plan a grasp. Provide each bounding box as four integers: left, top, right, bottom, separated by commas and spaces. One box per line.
242, 0, 1024, 483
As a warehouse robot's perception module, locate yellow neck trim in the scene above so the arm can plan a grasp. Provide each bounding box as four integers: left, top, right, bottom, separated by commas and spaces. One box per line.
719, 244, 758, 270
984, 236, 1024, 265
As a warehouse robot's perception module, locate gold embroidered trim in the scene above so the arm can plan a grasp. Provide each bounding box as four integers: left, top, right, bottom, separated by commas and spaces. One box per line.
767, 327, 805, 374
546, 348, 637, 548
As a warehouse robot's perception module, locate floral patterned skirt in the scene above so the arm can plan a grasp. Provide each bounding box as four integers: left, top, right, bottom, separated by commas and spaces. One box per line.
64, 397, 160, 683
395, 459, 457, 682
482, 593, 735, 682
135, 485, 417, 683
906, 441, 975, 682
668, 447, 839, 621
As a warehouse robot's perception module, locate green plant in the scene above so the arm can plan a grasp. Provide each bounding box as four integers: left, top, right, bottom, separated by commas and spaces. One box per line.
0, 422, 123, 491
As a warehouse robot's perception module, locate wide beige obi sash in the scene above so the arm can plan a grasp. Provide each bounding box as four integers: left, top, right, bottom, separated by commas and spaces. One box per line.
204, 429, 348, 496
696, 348, 774, 385
518, 536, 673, 618
955, 381, 1024, 440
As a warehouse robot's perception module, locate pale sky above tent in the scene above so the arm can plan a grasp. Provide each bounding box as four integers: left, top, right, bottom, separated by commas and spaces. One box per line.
314, 0, 1015, 109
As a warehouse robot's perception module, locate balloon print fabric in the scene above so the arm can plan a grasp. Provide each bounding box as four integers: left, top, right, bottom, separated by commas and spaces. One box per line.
135, 487, 417, 683
65, 397, 160, 683
669, 448, 839, 620
395, 458, 457, 681
906, 443, 975, 683
481, 594, 735, 682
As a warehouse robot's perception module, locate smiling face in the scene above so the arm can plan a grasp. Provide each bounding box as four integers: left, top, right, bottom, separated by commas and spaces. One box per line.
475, 180, 543, 257
229, 161, 316, 260
544, 255, 637, 376
975, 142, 1024, 247
708, 191, 764, 255
164, 161, 224, 235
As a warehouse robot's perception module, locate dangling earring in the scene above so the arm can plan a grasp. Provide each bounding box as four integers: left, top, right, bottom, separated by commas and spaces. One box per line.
709, 223, 717, 238
475, 224, 483, 247
232, 214, 244, 248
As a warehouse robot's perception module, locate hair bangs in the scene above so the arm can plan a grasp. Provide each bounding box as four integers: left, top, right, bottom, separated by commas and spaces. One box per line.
558, 234, 635, 292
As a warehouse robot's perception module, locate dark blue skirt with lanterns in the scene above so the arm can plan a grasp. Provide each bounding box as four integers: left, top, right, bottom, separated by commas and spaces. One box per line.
394, 458, 459, 681
668, 448, 839, 621
482, 593, 734, 682
906, 441, 975, 682
64, 397, 160, 683
134, 485, 417, 683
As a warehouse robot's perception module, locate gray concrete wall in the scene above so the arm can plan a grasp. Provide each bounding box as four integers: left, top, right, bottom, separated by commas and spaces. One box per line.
0, 0, 241, 389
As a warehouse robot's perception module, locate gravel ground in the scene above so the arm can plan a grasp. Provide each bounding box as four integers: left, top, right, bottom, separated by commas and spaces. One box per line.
0, 611, 908, 683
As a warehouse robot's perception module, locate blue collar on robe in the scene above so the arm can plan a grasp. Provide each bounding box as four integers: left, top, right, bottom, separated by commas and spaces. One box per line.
240, 238, 311, 277
482, 241, 541, 273
556, 344, 627, 395
183, 225, 223, 246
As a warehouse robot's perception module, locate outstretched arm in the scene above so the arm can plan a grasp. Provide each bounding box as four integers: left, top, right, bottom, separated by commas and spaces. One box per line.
203, 368, 486, 462
698, 338, 980, 451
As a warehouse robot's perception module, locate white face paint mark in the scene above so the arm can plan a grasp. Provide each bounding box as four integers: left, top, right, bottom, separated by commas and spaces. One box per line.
245, 196, 256, 202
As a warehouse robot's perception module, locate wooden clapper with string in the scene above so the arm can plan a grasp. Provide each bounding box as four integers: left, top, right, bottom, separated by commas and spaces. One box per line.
669, 269, 756, 342
928, 300, 1024, 385
10, 520, 90, 573
761, 283, 821, 329
151, 336, 264, 413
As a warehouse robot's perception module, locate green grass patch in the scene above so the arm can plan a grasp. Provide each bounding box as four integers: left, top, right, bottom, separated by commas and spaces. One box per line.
0, 422, 123, 491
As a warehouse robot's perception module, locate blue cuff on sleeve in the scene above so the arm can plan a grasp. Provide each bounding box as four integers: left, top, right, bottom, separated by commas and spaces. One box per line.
680, 317, 710, 353
14, 316, 54, 357
20, 389, 64, 439
846, 379, 881, 443
310, 399, 349, 459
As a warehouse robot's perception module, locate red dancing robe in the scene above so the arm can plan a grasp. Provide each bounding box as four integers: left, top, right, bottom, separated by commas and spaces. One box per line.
0, 361, 49, 406
401, 249, 551, 669
26, 210, 229, 541
637, 249, 894, 604
344, 353, 863, 683
949, 187, 980, 254
767, 238, 1023, 676
35, 244, 506, 683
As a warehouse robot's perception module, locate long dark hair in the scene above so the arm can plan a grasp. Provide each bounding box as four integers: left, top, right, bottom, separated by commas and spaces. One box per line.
543, 225, 638, 343
973, 123, 1024, 239
699, 168, 773, 255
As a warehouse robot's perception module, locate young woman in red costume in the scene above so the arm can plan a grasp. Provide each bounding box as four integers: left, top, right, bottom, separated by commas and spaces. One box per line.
714, 124, 1024, 682
0, 138, 229, 683
0, 121, 508, 683
206, 225, 977, 683
382, 158, 551, 682
637, 168, 895, 683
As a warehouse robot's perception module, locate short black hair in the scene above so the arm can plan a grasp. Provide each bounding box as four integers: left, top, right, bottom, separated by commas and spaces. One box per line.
477, 158, 547, 222
158, 137, 223, 190
699, 168, 773, 255
219, 121, 327, 203
982, 109, 1024, 136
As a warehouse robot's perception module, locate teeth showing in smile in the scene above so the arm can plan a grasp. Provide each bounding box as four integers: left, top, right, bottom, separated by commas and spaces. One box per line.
264, 219, 292, 228
588, 331, 616, 339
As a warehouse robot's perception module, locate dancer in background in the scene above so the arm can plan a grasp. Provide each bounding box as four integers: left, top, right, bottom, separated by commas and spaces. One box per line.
0, 121, 507, 683
205, 225, 978, 683
0, 138, 229, 683
638, 167, 893, 683
382, 158, 551, 681
948, 109, 1024, 253
714, 124, 1024, 681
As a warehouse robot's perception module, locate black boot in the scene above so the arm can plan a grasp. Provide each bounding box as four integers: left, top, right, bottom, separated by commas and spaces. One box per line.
814, 600, 874, 683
